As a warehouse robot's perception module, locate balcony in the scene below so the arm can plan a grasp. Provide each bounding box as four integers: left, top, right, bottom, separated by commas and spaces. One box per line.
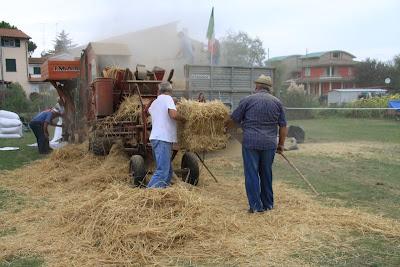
298, 75, 355, 83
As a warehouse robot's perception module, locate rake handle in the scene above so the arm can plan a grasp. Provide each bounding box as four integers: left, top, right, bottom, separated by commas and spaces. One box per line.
280, 153, 319, 196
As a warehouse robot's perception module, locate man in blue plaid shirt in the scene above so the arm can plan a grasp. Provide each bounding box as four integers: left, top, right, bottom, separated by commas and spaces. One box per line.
231, 75, 287, 213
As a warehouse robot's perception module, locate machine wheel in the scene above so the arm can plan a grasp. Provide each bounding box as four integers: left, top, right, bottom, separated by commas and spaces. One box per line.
89, 136, 113, 156
130, 155, 146, 187
181, 152, 199, 186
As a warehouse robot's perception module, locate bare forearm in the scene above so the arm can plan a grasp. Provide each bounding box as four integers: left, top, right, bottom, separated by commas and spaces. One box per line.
278, 126, 287, 146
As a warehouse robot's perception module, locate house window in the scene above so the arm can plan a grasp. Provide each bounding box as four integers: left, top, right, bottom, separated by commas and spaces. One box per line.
326, 66, 335, 76
305, 67, 311, 77
1, 38, 20, 47
348, 67, 353, 76
332, 52, 340, 58
5, 59, 16, 72
33, 66, 41, 75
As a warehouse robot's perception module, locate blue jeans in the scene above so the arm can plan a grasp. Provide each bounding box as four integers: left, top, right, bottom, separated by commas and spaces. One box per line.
29, 121, 50, 154
242, 147, 276, 211
147, 140, 173, 188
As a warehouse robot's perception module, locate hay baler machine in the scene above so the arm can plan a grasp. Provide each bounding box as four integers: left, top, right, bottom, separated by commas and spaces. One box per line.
87, 66, 200, 186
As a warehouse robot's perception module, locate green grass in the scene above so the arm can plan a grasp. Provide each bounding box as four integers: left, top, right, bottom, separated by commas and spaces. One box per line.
0, 132, 42, 171
0, 187, 25, 212
0, 256, 44, 267
290, 118, 400, 143
293, 233, 400, 266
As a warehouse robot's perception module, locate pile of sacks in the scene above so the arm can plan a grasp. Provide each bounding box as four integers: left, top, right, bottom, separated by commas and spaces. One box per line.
0, 110, 23, 138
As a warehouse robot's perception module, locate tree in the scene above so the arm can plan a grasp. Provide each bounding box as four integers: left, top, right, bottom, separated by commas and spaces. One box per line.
51, 30, 76, 54
0, 83, 30, 113
220, 31, 266, 66
0, 21, 38, 57
355, 57, 400, 90
28, 41, 37, 56
0, 21, 17, 29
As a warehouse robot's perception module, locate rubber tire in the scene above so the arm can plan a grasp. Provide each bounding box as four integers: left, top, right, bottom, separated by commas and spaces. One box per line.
89, 137, 112, 156
130, 155, 146, 187
288, 125, 305, 144
181, 152, 200, 186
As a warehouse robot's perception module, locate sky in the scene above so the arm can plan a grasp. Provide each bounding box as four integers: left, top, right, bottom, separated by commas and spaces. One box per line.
2, 0, 399, 61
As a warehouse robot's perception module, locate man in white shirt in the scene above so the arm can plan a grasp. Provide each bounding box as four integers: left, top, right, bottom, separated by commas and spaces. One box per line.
147, 82, 183, 188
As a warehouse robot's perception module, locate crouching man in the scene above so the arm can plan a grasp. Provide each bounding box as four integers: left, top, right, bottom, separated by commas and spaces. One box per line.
29, 108, 62, 154
147, 82, 184, 188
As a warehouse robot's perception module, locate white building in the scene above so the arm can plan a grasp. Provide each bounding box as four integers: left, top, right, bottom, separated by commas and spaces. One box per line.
328, 88, 387, 105
0, 28, 31, 93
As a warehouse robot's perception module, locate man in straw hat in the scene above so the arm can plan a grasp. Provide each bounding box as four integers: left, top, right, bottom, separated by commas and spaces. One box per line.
147, 82, 184, 188
230, 74, 287, 213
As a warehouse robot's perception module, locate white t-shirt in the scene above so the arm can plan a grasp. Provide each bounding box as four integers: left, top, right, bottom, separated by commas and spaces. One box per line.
149, 94, 177, 143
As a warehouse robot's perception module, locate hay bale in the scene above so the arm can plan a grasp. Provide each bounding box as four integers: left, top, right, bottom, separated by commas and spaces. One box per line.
177, 100, 229, 152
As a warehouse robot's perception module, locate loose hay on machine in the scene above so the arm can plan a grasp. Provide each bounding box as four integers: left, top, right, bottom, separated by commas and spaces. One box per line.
86, 66, 229, 187
87, 65, 204, 186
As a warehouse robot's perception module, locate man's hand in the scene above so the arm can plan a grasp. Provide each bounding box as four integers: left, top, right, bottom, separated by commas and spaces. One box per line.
276, 144, 284, 154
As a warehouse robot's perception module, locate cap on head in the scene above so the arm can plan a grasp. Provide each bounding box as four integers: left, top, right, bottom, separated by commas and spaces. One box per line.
254, 74, 272, 87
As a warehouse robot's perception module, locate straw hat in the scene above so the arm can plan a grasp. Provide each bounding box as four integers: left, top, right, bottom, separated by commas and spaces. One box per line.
254, 74, 272, 87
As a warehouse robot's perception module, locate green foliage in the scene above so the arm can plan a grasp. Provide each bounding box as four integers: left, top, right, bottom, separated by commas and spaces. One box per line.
28, 41, 37, 56
0, 21, 17, 29
355, 55, 400, 89
280, 90, 319, 119
0, 83, 30, 113
221, 31, 266, 66
51, 30, 76, 54
343, 93, 400, 118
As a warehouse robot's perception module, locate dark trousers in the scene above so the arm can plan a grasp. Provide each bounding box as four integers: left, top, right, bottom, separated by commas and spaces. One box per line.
29, 122, 50, 154
242, 147, 276, 211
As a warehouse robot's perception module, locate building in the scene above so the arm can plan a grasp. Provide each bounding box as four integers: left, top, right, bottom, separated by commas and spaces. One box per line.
28, 57, 49, 93
266, 50, 357, 96
0, 28, 31, 93
328, 88, 387, 105
298, 51, 357, 96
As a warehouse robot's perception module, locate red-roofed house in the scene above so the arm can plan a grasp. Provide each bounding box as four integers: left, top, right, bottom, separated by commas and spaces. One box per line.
0, 28, 31, 93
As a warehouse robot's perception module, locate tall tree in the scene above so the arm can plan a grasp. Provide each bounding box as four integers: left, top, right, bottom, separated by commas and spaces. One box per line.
355, 58, 394, 88
51, 30, 76, 54
221, 31, 266, 66
0, 21, 38, 56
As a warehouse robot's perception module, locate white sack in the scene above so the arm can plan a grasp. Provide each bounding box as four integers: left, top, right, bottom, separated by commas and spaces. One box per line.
0, 126, 23, 135
51, 117, 63, 143
0, 110, 20, 120
0, 133, 22, 139
0, 118, 22, 128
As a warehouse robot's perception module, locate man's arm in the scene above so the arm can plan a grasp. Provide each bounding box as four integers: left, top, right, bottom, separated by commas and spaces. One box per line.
277, 126, 287, 154
43, 122, 50, 139
168, 109, 185, 121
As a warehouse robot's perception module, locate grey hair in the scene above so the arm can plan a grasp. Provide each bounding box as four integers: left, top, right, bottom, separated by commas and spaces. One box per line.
159, 82, 173, 94
258, 83, 272, 92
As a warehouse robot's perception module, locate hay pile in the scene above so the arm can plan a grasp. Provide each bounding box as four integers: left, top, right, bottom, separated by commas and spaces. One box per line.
177, 99, 230, 152
102, 66, 133, 80
94, 95, 143, 137
1, 144, 400, 265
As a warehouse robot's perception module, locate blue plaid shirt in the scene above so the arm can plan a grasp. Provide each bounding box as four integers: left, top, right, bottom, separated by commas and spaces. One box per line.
231, 90, 287, 150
